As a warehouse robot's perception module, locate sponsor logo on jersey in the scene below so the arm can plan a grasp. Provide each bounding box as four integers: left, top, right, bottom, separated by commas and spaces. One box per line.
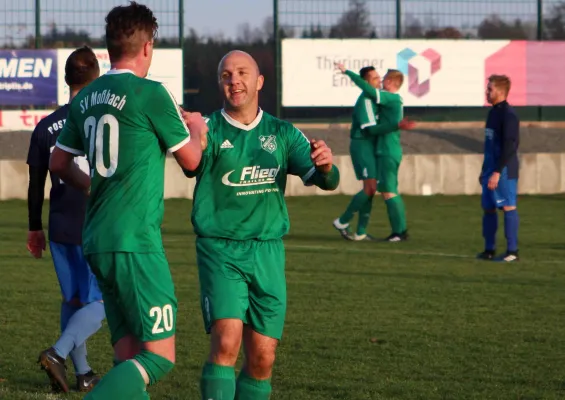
259, 135, 277, 153
222, 165, 281, 187
485, 128, 494, 139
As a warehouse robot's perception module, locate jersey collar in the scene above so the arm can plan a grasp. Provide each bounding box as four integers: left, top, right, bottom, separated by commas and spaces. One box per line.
221, 108, 263, 131
106, 69, 135, 75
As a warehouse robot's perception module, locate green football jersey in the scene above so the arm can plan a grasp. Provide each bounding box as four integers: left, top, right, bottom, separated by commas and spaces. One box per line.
346, 70, 404, 160
187, 109, 316, 241
56, 70, 191, 254
351, 94, 379, 140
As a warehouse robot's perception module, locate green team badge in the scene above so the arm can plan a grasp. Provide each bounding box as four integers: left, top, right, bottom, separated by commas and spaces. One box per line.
259, 135, 277, 154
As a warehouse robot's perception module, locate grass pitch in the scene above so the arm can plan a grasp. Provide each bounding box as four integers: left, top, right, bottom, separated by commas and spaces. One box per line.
0, 195, 564, 399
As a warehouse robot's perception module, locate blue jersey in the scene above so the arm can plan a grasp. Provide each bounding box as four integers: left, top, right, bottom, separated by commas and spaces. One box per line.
26, 105, 89, 245
481, 101, 520, 181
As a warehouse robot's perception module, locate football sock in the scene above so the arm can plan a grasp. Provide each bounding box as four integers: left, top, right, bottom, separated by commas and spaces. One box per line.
356, 195, 374, 235
83, 359, 147, 400
483, 212, 498, 251
504, 209, 519, 252
235, 370, 272, 400
135, 350, 174, 385
70, 343, 90, 375
201, 362, 236, 400
339, 190, 369, 225
385, 195, 407, 234
54, 301, 105, 361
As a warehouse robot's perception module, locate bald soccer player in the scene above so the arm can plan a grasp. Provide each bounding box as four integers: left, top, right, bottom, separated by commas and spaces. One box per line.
183, 50, 340, 400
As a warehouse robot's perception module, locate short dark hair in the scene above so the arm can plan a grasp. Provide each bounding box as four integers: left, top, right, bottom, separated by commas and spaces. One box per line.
105, 1, 158, 61
359, 66, 375, 79
488, 74, 511, 96
65, 46, 100, 87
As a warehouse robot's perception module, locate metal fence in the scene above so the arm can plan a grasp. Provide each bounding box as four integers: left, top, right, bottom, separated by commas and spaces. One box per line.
275, 0, 565, 40
0, 0, 183, 49
273, 0, 565, 120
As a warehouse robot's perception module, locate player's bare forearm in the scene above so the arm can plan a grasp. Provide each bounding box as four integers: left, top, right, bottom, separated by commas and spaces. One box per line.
61, 163, 90, 192
307, 165, 340, 191
49, 147, 90, 193
174, 136, 203, 172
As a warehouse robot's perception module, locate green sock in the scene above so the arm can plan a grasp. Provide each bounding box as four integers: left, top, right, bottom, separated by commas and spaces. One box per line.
356, 195, 374, 235
235, 370, 272, 400
385, 195, 407, 234
84, 360, 147, 400
339, 190, 369, 225
201, 363, 236, 400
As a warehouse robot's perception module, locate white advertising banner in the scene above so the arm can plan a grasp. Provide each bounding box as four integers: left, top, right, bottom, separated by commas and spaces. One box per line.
281, 39, 510, 107
56, 48, 183, 105
0, 109, 52, 131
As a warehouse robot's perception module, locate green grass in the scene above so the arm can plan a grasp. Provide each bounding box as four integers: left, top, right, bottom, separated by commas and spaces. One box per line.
0, 195, 564, 399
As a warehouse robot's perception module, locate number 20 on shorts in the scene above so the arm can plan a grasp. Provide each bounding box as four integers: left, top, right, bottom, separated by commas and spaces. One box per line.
150, 304, 174, 334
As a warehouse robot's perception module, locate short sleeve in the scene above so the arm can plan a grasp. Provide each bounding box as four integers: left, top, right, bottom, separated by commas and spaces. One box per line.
26, 124, 48, 168
358, 97, 377, 129
287, 126, 316, 183
56, 111, 85, 156
145, 83, 190, 152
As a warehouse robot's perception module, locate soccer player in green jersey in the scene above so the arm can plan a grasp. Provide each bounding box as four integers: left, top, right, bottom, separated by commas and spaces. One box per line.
183, 50, 340, 400
49, 3, 207, 399
336, 63, 414, 242
332, 66, 382, 241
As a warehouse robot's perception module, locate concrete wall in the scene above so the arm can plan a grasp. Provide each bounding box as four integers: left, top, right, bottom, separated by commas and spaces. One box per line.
2, 153, 564, 200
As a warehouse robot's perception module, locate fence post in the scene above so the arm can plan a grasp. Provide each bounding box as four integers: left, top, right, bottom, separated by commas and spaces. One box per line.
537, 0, 543, 40
35, 0, 41, 48
178, 0, 184, 48
274, 0, 281, 118
179, 0, 184, 105
396, 0, 402, 38
537, 0, 543, 121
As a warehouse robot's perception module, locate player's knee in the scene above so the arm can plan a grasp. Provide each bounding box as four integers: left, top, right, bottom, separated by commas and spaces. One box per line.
503, 206, 516, 212
246, 350, 276, 379
363, 180, 377, 197
134, 350, 175, 386
114, 334, 142, 362
381, 192, 396, 200
210, 332, 241, 366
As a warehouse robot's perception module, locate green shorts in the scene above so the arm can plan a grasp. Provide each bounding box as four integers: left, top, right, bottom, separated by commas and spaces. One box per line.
196, 237, 286, 340
377, 156, 400, 193
85, 252, 177, 346
350, 139, 378, 181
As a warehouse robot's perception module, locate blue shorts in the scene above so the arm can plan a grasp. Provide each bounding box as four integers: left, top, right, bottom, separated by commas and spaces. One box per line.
49, 241, 103, 304
481, 178, 518, 210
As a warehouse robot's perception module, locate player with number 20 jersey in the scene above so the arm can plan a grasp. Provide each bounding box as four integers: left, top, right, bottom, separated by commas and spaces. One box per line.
56, 69, 190, 344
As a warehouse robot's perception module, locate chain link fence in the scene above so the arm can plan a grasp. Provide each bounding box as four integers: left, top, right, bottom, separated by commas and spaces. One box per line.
0, 0, 183, 49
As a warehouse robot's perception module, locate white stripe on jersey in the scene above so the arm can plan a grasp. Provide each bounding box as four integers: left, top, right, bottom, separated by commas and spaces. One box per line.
161, 83, 191, 152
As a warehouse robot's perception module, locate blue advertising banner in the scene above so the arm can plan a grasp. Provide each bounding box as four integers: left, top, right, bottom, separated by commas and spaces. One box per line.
0, 50, 58, 106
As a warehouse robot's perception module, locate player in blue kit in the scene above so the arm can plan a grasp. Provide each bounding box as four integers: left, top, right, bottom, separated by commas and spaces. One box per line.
478, 74, 520, 262
26, 46, 106, 392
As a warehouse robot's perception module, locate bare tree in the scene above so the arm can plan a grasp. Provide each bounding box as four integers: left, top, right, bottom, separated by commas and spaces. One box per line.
329, 0, 375, 38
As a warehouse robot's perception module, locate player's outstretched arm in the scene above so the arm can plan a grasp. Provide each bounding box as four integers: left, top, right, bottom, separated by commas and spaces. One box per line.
49, 147, 91, 194
335, 63, 397, 105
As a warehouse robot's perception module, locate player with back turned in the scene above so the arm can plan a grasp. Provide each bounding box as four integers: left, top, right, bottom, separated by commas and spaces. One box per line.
478, 75, 520, 262
183, 50, 339, 400
27, 46, 105, 394
49, 2, 207, 399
